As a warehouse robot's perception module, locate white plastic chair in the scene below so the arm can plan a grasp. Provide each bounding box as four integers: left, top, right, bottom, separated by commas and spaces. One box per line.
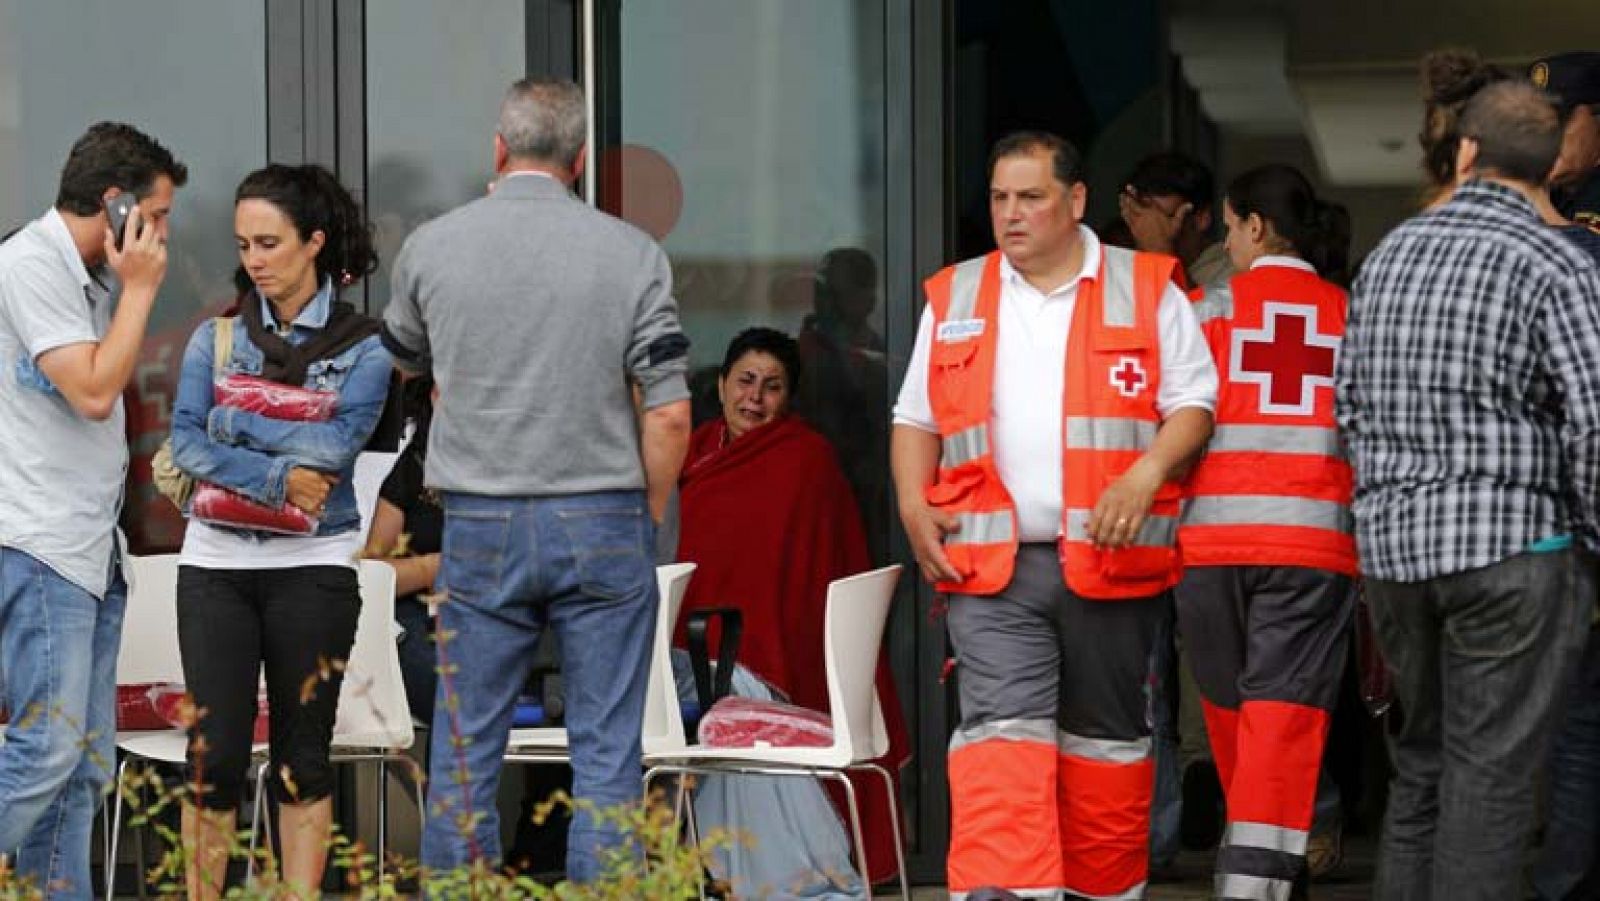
502, 562, 696, 765
104, 553, 199, 900
641, 565, 908, 901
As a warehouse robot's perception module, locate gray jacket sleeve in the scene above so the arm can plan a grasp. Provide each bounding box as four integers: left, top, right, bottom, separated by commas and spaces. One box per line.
626, 241, 691, 409
381, 232, 433, 374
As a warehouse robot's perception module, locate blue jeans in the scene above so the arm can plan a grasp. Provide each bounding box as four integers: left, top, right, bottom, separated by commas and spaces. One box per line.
1148, 602, 1181, 868
1368, 549, 1594, 901
420, 491, 657, 885
1532, 623, 1600, 901
0, 547, 126, 900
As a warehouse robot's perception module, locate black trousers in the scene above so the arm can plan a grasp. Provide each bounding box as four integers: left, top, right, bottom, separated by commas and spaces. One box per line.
176, 565, 360, 808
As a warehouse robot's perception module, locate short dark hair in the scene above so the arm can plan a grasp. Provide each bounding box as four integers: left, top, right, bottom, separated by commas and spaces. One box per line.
234, 164, 378, 292
1226, 164, 1352, 286
1459, 80, 1564, 185
1124, 152, 1215, 212
55, 121, 187, 216
987, 131, 1085, 189
720, 327, 802, 393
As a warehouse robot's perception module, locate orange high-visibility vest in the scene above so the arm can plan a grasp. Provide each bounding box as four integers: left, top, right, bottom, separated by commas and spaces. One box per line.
1180, 262, 1357, 575
922, 247, 1184, 599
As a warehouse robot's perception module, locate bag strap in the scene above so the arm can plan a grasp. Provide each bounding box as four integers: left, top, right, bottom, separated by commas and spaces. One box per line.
212, 316, 235, 378
685, 608, 743, 714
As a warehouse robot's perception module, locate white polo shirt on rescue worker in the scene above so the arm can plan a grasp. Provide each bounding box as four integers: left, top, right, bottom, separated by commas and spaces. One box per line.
895, 225, 1218, 542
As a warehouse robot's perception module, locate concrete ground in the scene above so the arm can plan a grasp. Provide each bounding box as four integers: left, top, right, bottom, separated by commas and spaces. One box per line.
904, 831, 1377, 899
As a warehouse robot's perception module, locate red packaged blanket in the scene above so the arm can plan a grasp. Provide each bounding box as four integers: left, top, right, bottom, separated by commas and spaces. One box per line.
150, 683, 269, 743
190, 375, 337, 535
116, 682, 182, 731
214, 374, 338, 420
191, 485, 320, 535
697, 696, 835, 749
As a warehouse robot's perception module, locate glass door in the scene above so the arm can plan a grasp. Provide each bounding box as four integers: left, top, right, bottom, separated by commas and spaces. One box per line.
589, 0, 951, 880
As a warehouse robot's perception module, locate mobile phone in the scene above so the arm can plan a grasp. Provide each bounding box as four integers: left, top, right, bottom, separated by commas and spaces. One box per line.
104, 193, 137, 251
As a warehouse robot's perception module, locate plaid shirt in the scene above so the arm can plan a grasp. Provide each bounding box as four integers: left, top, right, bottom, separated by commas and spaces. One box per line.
1336, 180, 1600, 582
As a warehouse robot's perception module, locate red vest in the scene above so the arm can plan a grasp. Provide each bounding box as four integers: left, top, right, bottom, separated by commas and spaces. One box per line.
923, 247, 1184, 599
1180, 262, 1357, 575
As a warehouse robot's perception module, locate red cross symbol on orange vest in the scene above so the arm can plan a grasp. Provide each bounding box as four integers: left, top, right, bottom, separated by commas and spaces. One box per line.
1109, 356, 1147, 398
1230, 301, 1340, 416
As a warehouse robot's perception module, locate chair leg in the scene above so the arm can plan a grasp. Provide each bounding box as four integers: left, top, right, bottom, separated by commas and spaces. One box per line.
678, 769, 709, 901
376, 758, 389, 883
133, 786, 147, 901
246, 758, 270, 882
858, 763, 910, 901
105, 758, 130, 901
644, 765, 707, 901
412, 763, 427, 832
822, 770, 872, 900
133, 832, 146, 901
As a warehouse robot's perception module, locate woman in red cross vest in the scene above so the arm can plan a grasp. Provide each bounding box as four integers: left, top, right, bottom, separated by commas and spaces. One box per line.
1177, 164, 1356, 901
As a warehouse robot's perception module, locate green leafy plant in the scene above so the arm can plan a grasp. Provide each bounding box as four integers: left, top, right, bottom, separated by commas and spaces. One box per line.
0, 605, 747, 901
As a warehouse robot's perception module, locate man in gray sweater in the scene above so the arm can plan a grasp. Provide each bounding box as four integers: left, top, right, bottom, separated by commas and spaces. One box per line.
381, 77, 692, 884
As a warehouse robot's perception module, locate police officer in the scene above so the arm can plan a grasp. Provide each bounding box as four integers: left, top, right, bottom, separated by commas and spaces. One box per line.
1530, 51, 1600, 228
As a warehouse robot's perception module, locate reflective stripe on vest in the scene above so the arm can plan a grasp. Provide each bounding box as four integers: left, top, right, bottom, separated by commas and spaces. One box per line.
1192, 284, 1234, 325
1223, 821, 1310, 856
1184, 495, 1352, 533
1065, 416, 1157, 451
948, 510, 1015, 547
1057, 731, 1151, 764
948, 717, 1055, 753
1064, 508, 1179, 548
941, 424, 991, 469
946, 256, 988, 322
1101, 251, 1137, 328
1210, 423, 1343, 458
1216, 873, 1294, 901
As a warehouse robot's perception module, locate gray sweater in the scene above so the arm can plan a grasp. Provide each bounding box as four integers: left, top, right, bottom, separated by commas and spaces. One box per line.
382, 172, 690, 496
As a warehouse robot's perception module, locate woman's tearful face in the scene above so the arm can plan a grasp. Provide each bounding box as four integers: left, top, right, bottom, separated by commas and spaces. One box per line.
718, 350, 791, 440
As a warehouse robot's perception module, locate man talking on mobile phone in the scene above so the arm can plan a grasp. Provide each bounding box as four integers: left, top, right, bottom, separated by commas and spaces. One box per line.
0, 121, 184, 899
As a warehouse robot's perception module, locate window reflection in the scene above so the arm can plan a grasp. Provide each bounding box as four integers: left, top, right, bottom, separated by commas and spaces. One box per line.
607, 0, 889, 562
0, 0, 266, 551
365, 0, 526, 313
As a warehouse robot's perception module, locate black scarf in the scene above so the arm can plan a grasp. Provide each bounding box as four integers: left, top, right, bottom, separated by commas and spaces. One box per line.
241, 294, 380, 386
238, 293, 404, 452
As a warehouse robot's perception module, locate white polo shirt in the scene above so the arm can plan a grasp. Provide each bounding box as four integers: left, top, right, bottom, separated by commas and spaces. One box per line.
894, 226, 1218, 542
0, 209, 127, 598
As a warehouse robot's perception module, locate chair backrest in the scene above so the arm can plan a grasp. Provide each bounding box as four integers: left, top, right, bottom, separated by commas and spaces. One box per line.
822, 565, 901, 764
117, 554, 184, 685
641, 562, 696, 755
351, 449, 400, 548
331, 559, 414, 750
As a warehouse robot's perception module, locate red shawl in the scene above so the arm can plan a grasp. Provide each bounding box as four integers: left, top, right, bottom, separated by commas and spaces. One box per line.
677, 414, 910, 882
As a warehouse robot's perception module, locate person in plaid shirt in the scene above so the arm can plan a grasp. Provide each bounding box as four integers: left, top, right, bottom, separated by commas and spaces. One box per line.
1336, 80, 1600, 901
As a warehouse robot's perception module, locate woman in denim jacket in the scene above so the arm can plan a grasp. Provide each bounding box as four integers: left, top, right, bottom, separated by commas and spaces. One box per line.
168, 163, 392, 899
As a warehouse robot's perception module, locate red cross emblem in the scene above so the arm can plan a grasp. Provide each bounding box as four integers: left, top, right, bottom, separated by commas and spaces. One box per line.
1109, 356, 1147, 398
1231, 302, 1339, 416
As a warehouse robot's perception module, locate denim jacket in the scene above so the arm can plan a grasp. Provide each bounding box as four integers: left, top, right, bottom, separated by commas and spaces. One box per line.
169, 282, 393, 538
